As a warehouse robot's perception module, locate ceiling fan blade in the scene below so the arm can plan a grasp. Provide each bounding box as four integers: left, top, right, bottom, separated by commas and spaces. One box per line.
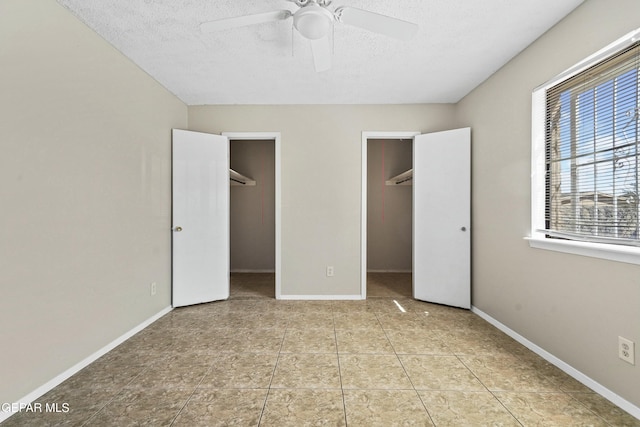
310, 36, 331, 72
335, 7, 418, 40
200, 10, 292, 33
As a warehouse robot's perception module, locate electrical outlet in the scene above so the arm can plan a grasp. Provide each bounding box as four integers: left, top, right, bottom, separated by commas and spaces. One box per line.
618, 336, 635, 365
150, 282, 157, 296
326, 266, 334, 277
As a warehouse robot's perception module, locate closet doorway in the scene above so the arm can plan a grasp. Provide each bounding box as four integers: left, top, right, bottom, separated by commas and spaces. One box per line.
172, 130, 282, 306
361, 129, 471, 309
225, 133, 281, 299
366, 137, 414, 298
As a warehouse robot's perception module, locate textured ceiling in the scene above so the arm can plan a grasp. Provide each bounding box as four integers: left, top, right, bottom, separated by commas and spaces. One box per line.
56, 0, 583, 105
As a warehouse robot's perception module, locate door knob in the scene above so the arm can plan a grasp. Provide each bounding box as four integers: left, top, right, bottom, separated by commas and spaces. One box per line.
174, 226, 183, 232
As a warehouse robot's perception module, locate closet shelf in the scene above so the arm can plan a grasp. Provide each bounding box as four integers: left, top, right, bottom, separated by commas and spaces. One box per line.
385, 168, 413, 186
230, 168, 256, 186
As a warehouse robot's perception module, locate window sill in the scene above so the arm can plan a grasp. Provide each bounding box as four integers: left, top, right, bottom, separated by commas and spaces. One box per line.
526, 236, 640, 266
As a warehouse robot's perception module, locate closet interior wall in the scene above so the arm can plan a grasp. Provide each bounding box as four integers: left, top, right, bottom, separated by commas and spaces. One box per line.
367, 139, 413, 272
230, 140, 276, 272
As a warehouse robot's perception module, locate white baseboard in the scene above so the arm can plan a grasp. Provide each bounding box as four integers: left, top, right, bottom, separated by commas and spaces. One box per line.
0, 306, 173, 424
278, 294, 363, 300
231, 269, 275, 273
471, 306, 640, 420
367, 270, 412, 273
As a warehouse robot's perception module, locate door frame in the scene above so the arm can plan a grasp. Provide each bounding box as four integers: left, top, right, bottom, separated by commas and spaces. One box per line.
223, 132, 282, 299
361, 131, 420, 299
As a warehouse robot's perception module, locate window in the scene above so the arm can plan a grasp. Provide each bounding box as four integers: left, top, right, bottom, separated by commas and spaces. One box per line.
531, 29, 640, 263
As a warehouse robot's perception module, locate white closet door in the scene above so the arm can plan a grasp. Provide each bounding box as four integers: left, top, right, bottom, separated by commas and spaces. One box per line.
413, 128, 470, 309
172, 129, 229, 307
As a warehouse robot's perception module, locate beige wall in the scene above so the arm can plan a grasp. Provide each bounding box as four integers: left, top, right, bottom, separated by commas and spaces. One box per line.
230, 140, 276, 271
367, 139, 413, 271
189, 105, 457, 296
455, 0, 640, 407
0, 0, 187, 404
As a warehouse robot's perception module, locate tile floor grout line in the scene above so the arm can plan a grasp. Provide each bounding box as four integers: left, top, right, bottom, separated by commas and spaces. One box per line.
374, 310, 437, 426
257, 317, 289, 426
565, 392, 618, 427
168, 357, 217, 426
79, 358, 154, 427
78, 391, 121, 426
453, 353, 492, 394
333, 318, 349, 427
414, 391, 439, 427
455, 338, 617, 425
454, 353, 524, 426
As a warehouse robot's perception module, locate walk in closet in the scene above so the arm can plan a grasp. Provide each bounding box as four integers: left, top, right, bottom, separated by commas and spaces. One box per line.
366, 138, 413, 297
230, 139, 276, 298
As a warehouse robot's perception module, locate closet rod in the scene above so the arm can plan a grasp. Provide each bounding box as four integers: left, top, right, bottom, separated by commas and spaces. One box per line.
385, 168, 413, 186
230, 168, 256, 186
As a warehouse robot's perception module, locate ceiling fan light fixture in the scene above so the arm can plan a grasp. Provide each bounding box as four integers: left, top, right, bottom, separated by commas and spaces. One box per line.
293, 5, 333, 40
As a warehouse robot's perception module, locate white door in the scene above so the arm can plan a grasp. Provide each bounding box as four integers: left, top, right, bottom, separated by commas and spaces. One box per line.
172, 129, 229, 307
413, 128, 470, 309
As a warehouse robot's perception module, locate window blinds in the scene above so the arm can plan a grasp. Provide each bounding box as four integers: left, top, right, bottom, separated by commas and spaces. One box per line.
545, 42, 640, 245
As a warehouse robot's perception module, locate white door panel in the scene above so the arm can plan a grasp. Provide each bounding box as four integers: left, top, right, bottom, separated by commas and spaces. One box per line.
413, 128, 470, 309
172, 129, 229, 307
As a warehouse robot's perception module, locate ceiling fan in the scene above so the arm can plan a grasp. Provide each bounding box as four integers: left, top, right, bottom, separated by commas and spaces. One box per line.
200, 0, 418, 72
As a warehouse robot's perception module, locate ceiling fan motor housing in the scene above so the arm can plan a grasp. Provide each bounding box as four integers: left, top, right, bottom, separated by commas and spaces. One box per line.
293, 4, 334, 40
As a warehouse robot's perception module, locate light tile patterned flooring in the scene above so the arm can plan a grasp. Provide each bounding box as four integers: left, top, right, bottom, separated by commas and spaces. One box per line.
3, 273, 639, 426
